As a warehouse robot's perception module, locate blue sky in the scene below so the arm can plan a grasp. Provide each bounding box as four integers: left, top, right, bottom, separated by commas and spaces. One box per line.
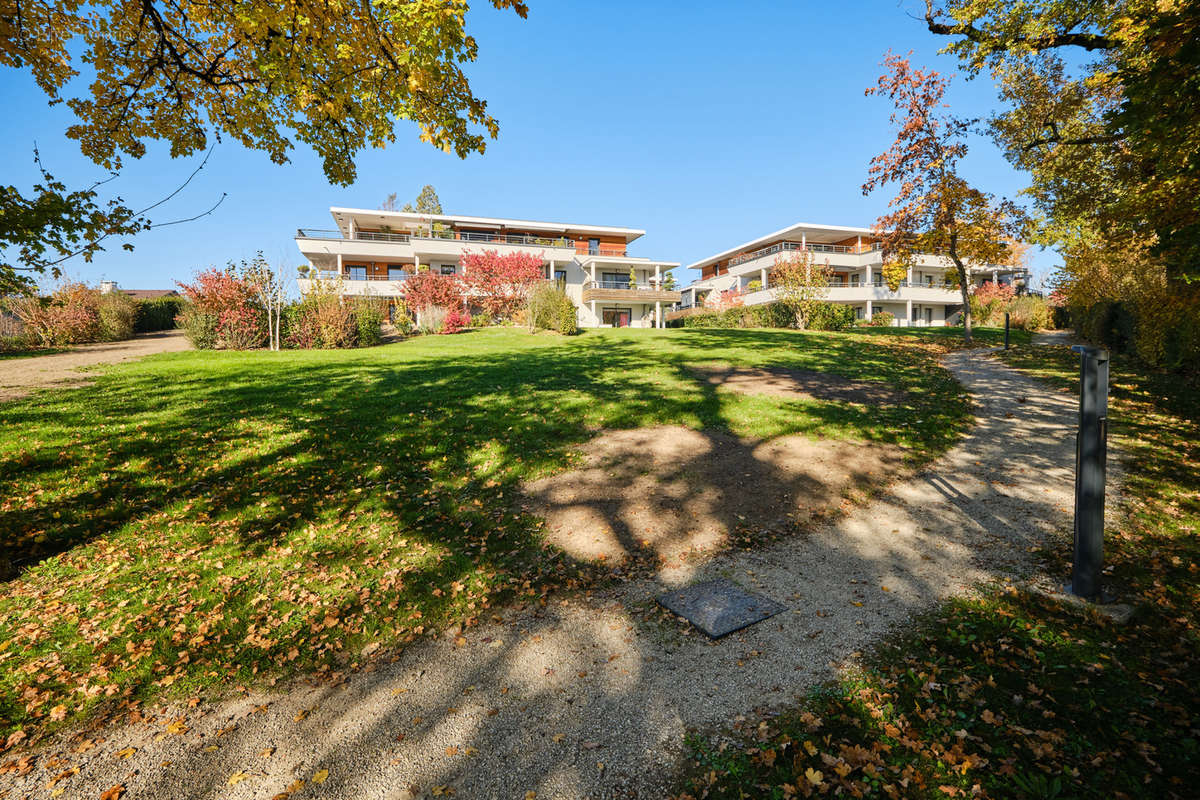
1, 0, 1059, 291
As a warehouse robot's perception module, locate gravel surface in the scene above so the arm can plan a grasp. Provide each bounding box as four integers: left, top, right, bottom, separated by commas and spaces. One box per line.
0, 331, 191, 401
4, 349, 1084, 800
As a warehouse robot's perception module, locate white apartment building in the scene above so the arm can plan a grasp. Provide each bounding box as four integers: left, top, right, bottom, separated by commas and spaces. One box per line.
680, 222, 1028, 326
295, 208, 680, 328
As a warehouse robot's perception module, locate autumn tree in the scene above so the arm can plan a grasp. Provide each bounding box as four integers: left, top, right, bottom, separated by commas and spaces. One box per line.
862, 52, 1019, 343
402, 271, 463, 314
2, 0, 524, 291
772, 250, 832, 329
923, 0, 1200, 283
460, 249, 546, 320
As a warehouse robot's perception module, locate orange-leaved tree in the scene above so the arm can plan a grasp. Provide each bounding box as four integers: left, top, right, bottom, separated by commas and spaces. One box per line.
862, 51, 1020, 343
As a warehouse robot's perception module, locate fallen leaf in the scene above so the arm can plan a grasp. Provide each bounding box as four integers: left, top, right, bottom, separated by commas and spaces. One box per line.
805, 767, 824, 786
115, 747, 137, 760
100, 785, 126, 800
313, 769, 329, 784
227, 770, 251, 786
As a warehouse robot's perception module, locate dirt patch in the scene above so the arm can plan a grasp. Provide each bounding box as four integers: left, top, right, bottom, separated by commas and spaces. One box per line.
691, 364, 907, 405
0, 330, 191, 401
522, 425, 906, 568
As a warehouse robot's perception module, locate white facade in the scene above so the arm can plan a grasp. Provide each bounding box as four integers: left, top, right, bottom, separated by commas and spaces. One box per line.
295, 208, 680, 328
681, 222, 1028, 326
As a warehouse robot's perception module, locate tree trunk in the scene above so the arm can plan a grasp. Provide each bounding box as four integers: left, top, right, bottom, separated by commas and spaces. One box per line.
952, 256, 971, 344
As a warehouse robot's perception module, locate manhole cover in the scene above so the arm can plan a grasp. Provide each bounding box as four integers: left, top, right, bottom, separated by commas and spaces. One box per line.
656, 579, 786, 639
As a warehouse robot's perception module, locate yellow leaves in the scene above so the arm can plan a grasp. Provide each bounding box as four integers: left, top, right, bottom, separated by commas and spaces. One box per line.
115, 746, 137, 759
227, 771, 252, 786
48, 704, 68, 721
293, 709, 309, 722
804, 767, 824, 786
445, 745, 459, 757
803, 740, 818, 756
99, 786, 126, 800
552, 733, 566, 743
312, 769, 329, 784
165, 719, 189, 735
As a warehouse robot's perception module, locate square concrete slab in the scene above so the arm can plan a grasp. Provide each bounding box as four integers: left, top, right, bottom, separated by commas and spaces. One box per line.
657, 579, 787, 639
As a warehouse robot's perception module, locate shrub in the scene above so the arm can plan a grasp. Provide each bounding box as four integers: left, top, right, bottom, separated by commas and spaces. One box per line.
749, 302, 794, 329
528, 283, 579, 335
286, 292, 356, 348
472, 309, 495, 328
349, 298, 386, 347
135, 296, 185, 332
98, 292, 137, 341
442, 309, 472, 334
1005, 295, 1053, 331
48, 283, 103, 344
177, 307, 219, 349
217, 306, 268, 350
806, 302, 857, 331
866, 311, 895, 327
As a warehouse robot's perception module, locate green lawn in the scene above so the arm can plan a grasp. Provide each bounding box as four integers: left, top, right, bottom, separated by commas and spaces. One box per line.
0, 327, 972, 743
676, 344, 1200, 800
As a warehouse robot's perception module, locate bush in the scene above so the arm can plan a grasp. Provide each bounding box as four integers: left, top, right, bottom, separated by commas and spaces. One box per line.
806, 302, 857, 331
528, 283, 579, 335
98, 292, 137, 341
217, 306, 268, 350
442, 309, 471, 334
177, 307, 219, 349
349, 298, 386, 347
135, 296, 185, 332
1051, 305, 1071, 330
866, 311, 895, 327
1005, 295, 1053, 331
749, 302, 794, 329
472, 309, 495, 328
285, 292, 356, 348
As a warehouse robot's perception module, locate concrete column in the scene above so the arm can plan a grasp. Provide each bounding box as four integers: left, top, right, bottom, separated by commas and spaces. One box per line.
590, 263, 596, 284
414, 254, 421, 271
992, 269, 999, 284
590, 299, 596, 323
906, 266, 913, 287
336, 253, 343, 277
906, 299, 913, 327
548, 259, 554, 279
655, 263, 661, 286
760, 267, 767, 289
801, 233, 807, 250
655, 301, 662, 328
865, 263, 873, 286
856, 235, 862, 253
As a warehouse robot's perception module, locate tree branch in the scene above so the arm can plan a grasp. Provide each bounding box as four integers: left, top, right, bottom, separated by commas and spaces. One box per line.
923, 0, 1116, 53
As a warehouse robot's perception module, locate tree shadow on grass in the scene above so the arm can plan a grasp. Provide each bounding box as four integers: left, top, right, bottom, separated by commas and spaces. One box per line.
0, 329, 972, 740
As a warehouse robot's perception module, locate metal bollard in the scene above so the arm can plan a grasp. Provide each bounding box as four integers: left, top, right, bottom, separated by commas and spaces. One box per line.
1004, 312, 1010, 350
1068, 345, 1109, 599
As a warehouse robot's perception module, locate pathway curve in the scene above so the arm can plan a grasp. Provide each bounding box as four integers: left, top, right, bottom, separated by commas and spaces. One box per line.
7, 350, 1083, 800
0, 330, 191, 402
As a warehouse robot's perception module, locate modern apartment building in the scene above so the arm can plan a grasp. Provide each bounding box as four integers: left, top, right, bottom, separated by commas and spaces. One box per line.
680, 222, 1028, 326
295, 208, 680, 328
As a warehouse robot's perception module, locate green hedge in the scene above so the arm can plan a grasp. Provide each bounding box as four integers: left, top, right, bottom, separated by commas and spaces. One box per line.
672, 301, 855, 331
134, 296, 186, 332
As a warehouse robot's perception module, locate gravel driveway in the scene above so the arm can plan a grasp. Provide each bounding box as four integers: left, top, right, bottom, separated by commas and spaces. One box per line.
3, 349, 1084, 800
0, 330, 191, 402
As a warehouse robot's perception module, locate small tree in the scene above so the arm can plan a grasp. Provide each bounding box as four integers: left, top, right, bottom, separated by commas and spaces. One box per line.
662, 271, 677, 291
772, 250, 831, 329
460, 249, 545, 320
628, 265, 637, 289
862, 52, 1019, 343
241, 252, 287, 351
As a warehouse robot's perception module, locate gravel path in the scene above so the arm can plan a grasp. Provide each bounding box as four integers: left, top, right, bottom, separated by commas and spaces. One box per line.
4, 350, 1082, 800
0, 330, 191, 402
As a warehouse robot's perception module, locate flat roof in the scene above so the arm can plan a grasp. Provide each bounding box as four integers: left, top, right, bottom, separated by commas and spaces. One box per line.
685, 221, 875, 271
329, 207, 646, 242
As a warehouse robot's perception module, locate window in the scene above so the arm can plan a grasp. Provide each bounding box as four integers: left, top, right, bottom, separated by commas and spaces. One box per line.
588, 238, 600, 255
601, 272, 629, 287
924, 274, 934, 286
554, 269, 567, 287
439, 265, 456, 276
347, 265, 367, 281
388, 266, 408, 280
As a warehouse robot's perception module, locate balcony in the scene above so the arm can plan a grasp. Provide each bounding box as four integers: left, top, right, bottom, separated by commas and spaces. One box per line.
581, 280, 682, 304
727, 240, 882, 267
297, 229, 411, 243
575, 243, 629, 257
413, 230, 575, 248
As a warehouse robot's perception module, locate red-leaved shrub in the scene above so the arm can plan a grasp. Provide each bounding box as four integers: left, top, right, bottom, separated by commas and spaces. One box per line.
441, 309, 472, 334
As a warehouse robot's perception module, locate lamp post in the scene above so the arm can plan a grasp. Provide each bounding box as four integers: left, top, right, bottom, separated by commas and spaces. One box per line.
1068, 345, 1110, 600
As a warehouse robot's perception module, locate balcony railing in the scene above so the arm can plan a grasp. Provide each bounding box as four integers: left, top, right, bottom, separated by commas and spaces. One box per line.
296, 229, 411, 243
414, 230, 574, 248
305, 270, 407, 282
576, 244, 629, 257
585, 280, 673, 291
727, 240, 883, 267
